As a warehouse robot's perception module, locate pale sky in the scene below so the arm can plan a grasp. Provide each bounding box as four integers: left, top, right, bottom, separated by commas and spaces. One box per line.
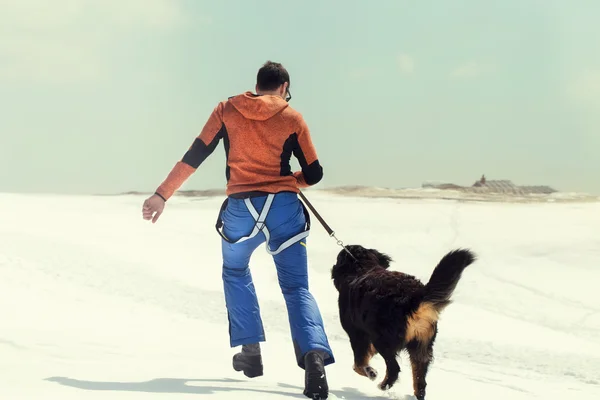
1, 0, 599, 195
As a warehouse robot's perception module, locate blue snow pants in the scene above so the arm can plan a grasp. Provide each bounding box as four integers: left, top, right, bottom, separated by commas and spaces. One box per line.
217, 191, 335, 369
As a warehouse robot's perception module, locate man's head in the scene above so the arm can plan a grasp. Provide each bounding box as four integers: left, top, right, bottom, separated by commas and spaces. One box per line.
255, 61, 291, 102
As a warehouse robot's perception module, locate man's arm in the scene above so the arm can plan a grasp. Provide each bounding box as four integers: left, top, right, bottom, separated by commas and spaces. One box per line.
155, 102, 226, 201
292, 115, 323, 188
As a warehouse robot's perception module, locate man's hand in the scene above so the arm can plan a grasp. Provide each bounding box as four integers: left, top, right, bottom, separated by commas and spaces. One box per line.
142, 194, 165, 223
293, 171, 310, 189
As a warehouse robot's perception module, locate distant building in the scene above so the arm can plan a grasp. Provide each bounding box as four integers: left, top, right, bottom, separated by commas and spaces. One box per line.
473, 174, 486, 187
422, 174, 557, 195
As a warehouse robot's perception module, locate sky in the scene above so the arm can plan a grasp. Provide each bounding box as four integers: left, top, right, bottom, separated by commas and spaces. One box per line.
1, 0, 599, 195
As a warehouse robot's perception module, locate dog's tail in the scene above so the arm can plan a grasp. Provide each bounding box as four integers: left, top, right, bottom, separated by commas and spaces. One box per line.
405, 249, 475, 343
422, 248, 476, 312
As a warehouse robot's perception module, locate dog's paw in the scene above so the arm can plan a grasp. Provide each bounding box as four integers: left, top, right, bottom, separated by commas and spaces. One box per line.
353, 364, 378, 380
378, 376, 397, 391
365, 366, 378, 381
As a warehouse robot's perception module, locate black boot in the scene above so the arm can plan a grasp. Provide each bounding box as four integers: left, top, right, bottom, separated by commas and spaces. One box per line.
232, 343, 263, 378
303, 350, 329, 399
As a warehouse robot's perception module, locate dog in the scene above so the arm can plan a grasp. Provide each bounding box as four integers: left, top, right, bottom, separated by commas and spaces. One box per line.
331, 245, 476, 400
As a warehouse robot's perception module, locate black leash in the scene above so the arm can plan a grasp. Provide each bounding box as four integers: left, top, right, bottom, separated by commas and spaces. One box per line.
298, 190, 357, 261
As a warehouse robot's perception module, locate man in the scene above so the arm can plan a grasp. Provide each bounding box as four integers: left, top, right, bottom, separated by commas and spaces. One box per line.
142, 61, 334, 399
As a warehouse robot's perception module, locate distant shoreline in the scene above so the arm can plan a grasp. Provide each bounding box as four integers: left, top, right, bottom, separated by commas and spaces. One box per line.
114, 185, 600, 204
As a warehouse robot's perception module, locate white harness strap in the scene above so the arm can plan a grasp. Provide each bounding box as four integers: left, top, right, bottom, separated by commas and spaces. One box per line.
229, 194, 273, 243
239, 194, 309, 255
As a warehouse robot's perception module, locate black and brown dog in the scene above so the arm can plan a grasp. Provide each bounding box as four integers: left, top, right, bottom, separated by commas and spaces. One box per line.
331, 244, 476, 400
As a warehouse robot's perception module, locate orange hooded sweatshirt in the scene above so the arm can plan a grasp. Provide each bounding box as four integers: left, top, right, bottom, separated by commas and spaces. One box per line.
154, 92, 323, 200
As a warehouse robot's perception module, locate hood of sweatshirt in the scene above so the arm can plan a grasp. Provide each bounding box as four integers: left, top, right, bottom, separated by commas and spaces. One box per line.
229, 91, 289, 121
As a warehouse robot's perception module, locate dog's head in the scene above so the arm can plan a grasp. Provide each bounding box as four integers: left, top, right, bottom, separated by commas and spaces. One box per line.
330, 244, 393, 290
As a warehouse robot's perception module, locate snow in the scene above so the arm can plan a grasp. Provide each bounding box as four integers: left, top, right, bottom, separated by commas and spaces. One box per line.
1, 191, 599, 400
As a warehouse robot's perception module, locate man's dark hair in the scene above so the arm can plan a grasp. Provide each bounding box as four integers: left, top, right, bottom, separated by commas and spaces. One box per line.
256, 61, 290, 91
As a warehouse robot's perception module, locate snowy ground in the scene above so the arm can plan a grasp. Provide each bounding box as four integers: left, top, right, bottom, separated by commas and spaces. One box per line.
1, 191, 599, 400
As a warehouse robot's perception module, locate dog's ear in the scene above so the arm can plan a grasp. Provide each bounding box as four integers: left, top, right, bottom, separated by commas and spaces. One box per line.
330, 265, 340, 290
374, 250, 393, 269
331, 261, 350, 291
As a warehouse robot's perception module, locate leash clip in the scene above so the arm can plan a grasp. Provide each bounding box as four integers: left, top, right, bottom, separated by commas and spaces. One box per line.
331, 231, 357, 261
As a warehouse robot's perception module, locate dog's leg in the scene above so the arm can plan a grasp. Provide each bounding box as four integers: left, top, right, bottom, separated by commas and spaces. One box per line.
407, 340, 434, 400
372, 339, 401, 391
346, 328, 378, 380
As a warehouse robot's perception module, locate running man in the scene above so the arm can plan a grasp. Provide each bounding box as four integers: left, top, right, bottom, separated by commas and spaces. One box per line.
142, 61, 334, 399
